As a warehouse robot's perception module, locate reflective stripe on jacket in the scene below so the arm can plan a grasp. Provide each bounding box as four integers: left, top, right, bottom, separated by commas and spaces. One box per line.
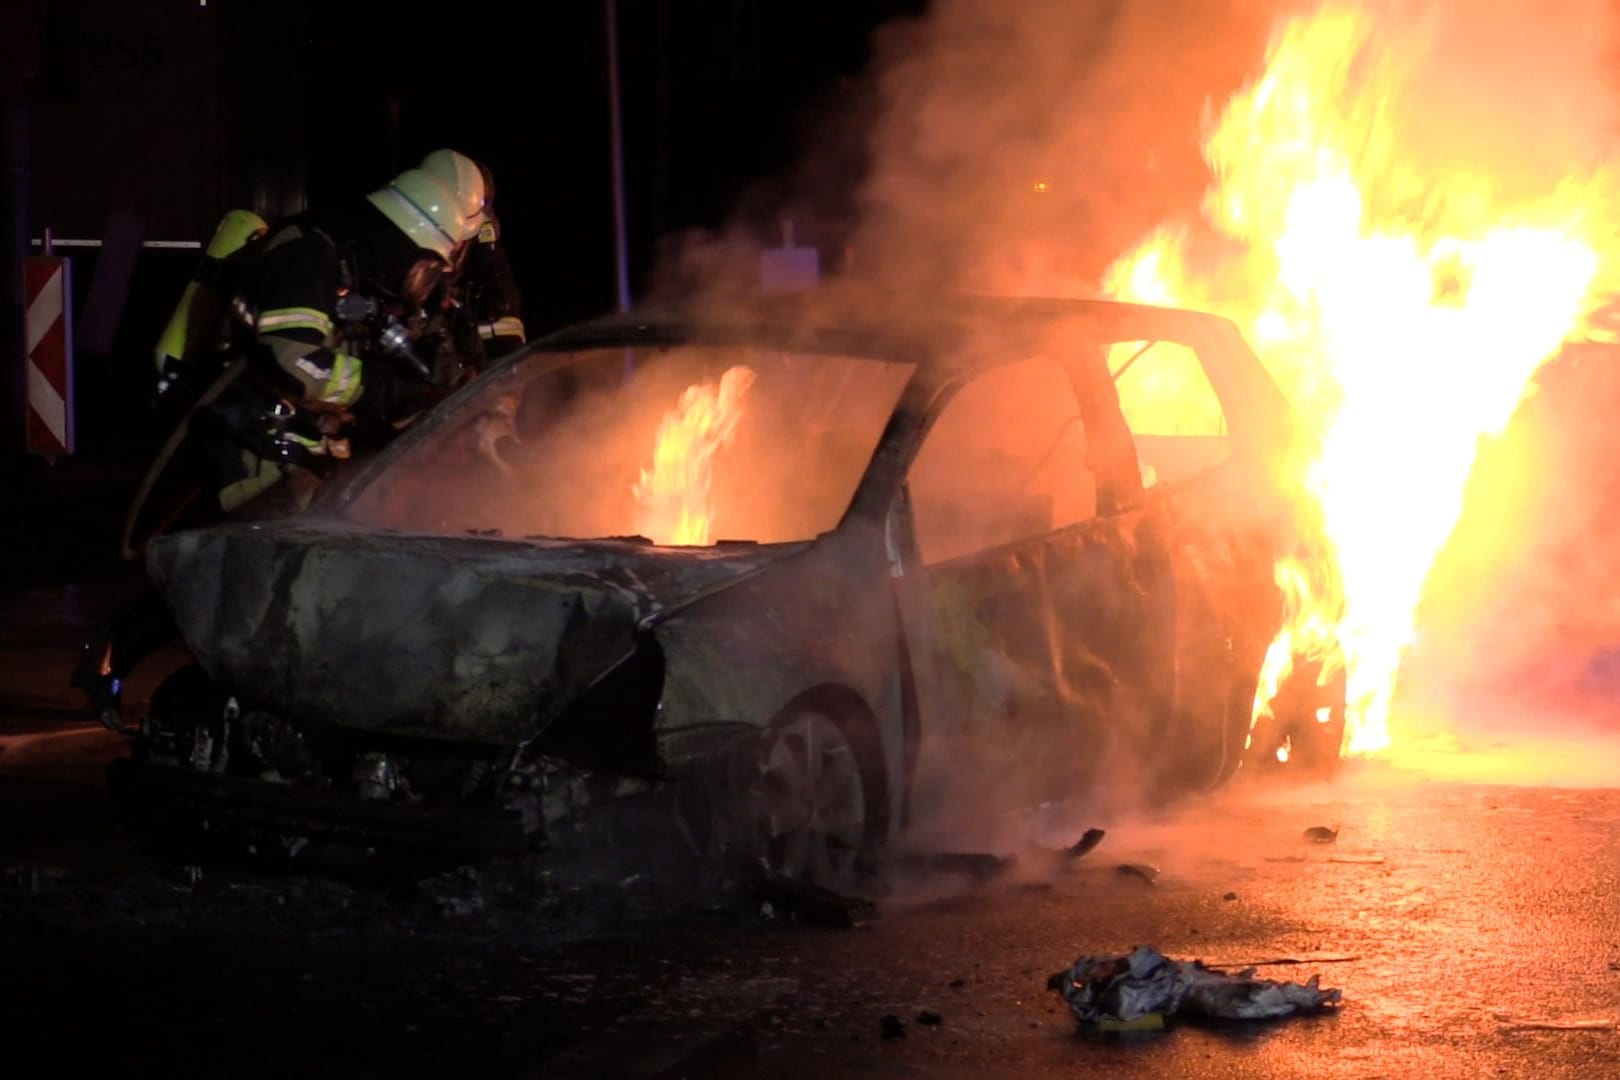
254, 225, 365, 408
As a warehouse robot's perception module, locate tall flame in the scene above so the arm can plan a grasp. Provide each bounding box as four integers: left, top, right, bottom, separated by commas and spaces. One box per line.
1105, 3, 1609, 755
633, 365, 756, 546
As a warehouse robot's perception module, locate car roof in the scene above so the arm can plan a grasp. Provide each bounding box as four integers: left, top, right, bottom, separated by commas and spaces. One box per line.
529, 288, 1253, 390
327, 288, 1292, 519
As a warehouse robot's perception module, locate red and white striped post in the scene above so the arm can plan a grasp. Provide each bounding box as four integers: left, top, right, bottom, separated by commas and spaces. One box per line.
23, 252, 74, 458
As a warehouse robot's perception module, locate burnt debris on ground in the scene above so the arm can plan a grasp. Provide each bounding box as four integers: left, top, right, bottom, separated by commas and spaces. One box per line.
1049, 945, 1343, 1029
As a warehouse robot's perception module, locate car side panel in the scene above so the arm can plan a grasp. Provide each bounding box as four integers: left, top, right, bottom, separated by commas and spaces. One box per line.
650, 520, 909, 836
1142, 460, 1283, 787
900, 503, 1178, 816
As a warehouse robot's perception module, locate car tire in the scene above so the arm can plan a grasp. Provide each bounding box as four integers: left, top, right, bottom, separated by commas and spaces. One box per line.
752, 707, 872, 892
1242, 658, 1347, 775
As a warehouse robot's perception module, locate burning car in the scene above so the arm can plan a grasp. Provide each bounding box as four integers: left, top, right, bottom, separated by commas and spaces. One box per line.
116, 293, 1342, 887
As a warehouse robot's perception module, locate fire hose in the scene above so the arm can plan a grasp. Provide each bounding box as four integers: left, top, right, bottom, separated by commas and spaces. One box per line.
119, 357, 247, 561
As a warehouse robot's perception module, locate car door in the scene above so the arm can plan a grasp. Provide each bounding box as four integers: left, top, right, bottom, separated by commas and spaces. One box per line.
893, 353, 1178, 818
1107, 336, 1282, 786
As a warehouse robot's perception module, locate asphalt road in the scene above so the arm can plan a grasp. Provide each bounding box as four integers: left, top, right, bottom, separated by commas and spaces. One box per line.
5, 579, 1620, 1078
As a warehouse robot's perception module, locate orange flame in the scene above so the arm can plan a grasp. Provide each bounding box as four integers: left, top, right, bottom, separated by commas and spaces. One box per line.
1105, 3, 1610, 756
633, 365, 756, 546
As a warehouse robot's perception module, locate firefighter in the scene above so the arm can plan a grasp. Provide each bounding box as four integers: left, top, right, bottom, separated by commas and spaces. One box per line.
422, 151, 528, 463
200, 150, 492, 512
74, 150, 500, 728
435, 152, 527, 362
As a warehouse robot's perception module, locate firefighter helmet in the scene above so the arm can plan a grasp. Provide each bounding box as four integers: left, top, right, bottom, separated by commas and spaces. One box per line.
419, 148, 490, 225
367, 157, 486, 262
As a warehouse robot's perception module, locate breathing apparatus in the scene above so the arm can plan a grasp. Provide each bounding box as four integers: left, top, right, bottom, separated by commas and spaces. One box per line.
151, 209, 269, 402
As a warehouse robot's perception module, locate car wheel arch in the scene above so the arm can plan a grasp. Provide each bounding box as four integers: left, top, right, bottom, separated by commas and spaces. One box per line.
763, 683, 893, 846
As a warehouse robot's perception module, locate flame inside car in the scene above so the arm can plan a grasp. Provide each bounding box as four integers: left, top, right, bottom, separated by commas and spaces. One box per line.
633, 365, 757, 545
1104, 2, 1607, 757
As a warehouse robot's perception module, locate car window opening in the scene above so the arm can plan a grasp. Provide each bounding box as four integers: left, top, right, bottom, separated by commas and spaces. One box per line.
910, 355, 1099, 566
1109, 339, 1232, 489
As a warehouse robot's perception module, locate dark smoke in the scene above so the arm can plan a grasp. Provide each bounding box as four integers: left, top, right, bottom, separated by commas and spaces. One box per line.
849, 0, 1272, 296
650, 0, 1274, 312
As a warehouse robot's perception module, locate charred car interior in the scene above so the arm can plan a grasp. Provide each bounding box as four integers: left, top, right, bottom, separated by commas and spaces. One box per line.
113, 294, 1345, 888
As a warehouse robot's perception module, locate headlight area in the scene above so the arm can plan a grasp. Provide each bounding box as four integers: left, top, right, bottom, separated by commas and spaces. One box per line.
516, 631, 668, 778
110, 634, 676, 870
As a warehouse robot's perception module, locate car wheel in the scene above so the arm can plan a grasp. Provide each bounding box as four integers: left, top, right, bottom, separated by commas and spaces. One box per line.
755, 709, 869, 891
1243, 658, 1347, 775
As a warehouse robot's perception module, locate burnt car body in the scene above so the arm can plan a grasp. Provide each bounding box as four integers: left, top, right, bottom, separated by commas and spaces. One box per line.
120, 293, 1342, 886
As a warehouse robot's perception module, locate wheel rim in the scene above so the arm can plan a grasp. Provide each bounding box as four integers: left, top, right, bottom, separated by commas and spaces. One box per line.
758, 711, 866, 888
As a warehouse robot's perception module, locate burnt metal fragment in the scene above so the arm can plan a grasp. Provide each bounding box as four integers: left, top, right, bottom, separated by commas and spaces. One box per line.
1303, 825, 1339, 843
1206, 954, 1359, 968
746, 861, 877, 929
880, 1014, 906, 1039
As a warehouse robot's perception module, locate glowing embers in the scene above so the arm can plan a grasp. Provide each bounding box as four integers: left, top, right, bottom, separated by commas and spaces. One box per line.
633, 365, 756, 546
1104, 1, 1605, 757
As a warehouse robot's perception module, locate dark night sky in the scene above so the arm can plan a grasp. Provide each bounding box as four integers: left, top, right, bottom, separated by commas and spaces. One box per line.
18, 0, 926, 461
305, 0, 927, 326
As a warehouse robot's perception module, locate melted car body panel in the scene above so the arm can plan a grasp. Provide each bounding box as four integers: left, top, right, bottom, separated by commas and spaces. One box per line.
908, 506, 1178, 811
651, 518, 910, 828
147, 520, 804, 745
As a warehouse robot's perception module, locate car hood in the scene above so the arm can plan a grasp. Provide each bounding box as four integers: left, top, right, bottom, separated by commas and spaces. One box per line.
146, 520, 807, 745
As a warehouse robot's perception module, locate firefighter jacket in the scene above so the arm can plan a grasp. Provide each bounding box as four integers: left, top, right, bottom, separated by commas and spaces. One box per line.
252, 200, 437, 418
459, 215, 527, 361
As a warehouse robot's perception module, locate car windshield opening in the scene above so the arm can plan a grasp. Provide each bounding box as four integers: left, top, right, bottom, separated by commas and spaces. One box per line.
344, 345, 915, 545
